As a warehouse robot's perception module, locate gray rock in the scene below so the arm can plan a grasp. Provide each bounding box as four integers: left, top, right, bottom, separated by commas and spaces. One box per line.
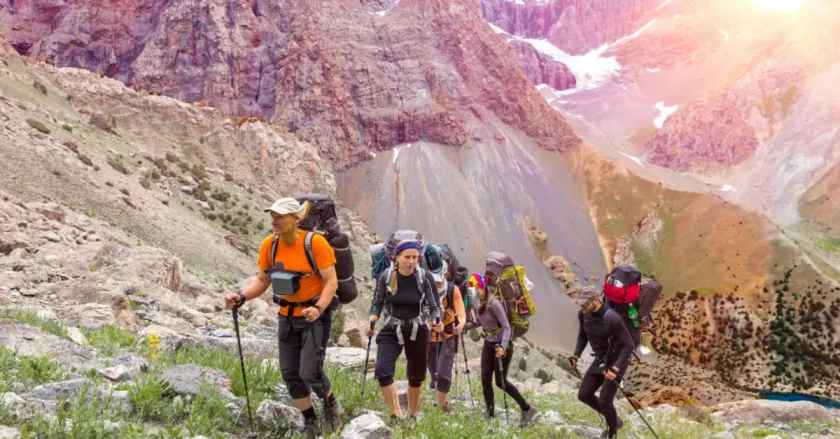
341, 413, 391, 439
570, 424, 603, 439
161, 364, 235, 400
26, 378, 92, 401
74, 303, 115, 329
710, 432, 736, 439
99, 365, 131, 382
209, 329, 232, 338
110, 352, 148, 380
326, 347, 368, 369
0, 322, 102, 373
256, 400, 305, 434
108, 390, 132, 414
713, 399, 835, 424
195, 295, 219, 314
0, 426, 20, 439
66, 326, 88, 346
0, 393, 25, 419
275, 382, 295, 405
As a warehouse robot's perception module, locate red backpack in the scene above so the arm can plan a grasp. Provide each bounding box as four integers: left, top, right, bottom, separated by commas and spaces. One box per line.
603, 265, 642, 304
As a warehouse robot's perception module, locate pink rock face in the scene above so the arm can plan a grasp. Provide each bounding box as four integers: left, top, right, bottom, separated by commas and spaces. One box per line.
644, 94, 760, 172
0, 0, 580, 167
480, 0, 662, 54
644, 66, 803, 172
508, 40, 576, 90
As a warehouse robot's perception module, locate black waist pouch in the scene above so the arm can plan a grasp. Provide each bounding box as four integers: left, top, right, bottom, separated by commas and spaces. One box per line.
268, 265, 303, 304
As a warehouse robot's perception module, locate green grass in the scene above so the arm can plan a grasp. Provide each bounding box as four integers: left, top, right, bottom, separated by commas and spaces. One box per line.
0, 347, 66, 393
0, 308, 69, 338
816, 238, 840, 253
3, 333, 835, 439
83, 325, 138, 357
168, 346, 281, 408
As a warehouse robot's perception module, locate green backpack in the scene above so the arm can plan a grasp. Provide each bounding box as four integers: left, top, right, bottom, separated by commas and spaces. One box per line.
485, 252, 537, 338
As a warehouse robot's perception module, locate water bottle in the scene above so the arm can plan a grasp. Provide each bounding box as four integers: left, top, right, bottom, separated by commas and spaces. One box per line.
628, 303, 640, 328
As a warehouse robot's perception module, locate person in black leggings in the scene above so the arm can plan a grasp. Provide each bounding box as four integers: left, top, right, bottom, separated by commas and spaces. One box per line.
368, 239, 442, 420
568, 286, 634, 439
476, 273, 538, 427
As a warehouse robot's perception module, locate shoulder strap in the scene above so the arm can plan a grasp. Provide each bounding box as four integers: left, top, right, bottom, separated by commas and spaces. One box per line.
303, 232, 321, 277
270, 238, 278, 269
446, 283, 455, 311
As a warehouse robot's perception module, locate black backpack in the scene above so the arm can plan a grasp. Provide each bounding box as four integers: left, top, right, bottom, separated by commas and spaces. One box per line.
294, 194, 357, 304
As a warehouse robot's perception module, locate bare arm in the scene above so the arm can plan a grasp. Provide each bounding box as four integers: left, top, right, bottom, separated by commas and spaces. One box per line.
225, 272, 270, 309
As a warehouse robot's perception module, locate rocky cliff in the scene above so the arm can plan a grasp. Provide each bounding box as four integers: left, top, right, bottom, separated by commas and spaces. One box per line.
1, 0, 580, 167
508, 39, 576, 91
480, 0, 662, 54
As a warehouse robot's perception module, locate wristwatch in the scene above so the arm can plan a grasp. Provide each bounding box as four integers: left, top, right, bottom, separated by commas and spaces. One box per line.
236, 292, 246, 307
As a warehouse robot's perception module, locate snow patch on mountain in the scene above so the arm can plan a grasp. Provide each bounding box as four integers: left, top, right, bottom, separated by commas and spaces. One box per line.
654, 101, 679, 128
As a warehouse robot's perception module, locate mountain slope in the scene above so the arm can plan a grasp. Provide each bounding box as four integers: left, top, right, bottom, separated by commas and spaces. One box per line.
0, 0, 580, 167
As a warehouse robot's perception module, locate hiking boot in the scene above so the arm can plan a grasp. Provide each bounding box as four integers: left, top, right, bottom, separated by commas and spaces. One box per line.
323, 397, 343, 433
600, 418, 624, 438
303, 418, 321, 439
519, 406, 539, 428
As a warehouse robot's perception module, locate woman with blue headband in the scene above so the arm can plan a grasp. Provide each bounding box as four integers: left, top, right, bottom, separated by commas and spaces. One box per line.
368, 239, 443, 421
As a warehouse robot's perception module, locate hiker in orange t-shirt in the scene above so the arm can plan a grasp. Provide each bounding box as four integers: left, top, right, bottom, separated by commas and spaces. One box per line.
224, 197, 341, 438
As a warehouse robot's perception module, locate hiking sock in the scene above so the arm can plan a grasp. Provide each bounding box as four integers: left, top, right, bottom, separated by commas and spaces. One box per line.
302, 407, 317, 421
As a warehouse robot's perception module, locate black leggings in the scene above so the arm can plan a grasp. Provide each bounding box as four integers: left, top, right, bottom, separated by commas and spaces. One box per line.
578, 361, 621, 434
375, 324, 430, 388
480, 340, 529, 416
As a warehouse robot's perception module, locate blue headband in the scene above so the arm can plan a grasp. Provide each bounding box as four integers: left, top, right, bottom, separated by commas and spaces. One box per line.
394, 240, 423, 255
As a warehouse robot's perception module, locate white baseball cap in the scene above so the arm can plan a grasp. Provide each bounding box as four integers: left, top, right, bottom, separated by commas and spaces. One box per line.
264, 197, 304, 217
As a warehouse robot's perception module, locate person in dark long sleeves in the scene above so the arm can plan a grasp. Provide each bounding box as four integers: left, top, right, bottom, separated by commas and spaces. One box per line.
476, 274, 538, 427
367, 239, 443, 420
568, 286, 634, 439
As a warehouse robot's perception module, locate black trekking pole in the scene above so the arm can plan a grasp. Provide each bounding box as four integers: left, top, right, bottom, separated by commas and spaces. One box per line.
460, 333, 476, 408
617, 380, 661, 439
360, 321, 375, 400
496, 354, 509, 425
568, 357, 660, 439
232, 306, 257, 439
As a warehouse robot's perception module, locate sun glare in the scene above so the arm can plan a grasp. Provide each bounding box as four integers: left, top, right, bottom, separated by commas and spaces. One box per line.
752, 0, 802, 12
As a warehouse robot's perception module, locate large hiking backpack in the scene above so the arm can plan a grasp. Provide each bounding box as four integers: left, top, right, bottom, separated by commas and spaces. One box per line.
603, 265, 642, 305
369, 230, 444, 282
602, 265, 662, 345
484, 251, 537, 339
294, 194, 358, 304
438, 244, 461, 280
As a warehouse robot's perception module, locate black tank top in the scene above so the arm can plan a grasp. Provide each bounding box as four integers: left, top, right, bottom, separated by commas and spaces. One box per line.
386, 271, 422, 320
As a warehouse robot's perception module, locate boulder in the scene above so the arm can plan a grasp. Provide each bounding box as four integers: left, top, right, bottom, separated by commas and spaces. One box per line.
66, 326, 89, 346
340, 413, 392, 439
26, 378, 92, 401
712, 399, 835, 424
161, 364, 235, 400
256, 400, 305, 434
0, 426, 20, 439
326, 347, 368, 369
0, 323, 101, 372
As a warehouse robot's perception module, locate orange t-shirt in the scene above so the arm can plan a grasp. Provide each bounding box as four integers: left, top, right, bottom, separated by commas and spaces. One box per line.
258, 230, 336, 317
